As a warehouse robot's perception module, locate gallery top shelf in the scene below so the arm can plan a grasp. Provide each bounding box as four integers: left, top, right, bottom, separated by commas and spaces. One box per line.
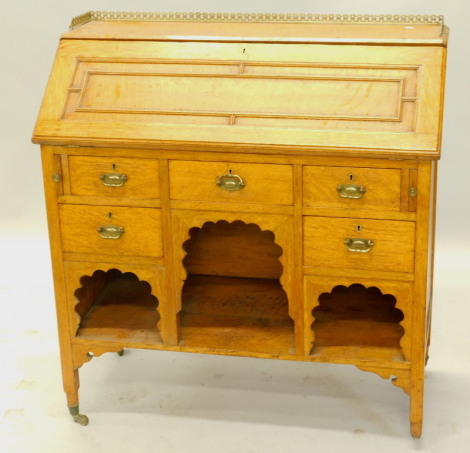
64, 12, 448, 46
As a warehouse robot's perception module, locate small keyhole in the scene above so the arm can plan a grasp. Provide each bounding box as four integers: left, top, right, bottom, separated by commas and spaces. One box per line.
228, 169, 233, 175
108, 212, 113, 219
349, 174, 354, 181
112, 163, 117, 170
356, 225, 362, 233
243, 48, 246, 53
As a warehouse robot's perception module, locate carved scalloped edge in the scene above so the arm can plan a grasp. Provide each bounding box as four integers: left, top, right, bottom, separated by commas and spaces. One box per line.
73, 343, 125, 369
310, 284, 407, 359
398, 309, 410, 363
356, 365, 411, 395
70, 11, 444, 30
72, 269, 161, 336
178, 219, 292, 319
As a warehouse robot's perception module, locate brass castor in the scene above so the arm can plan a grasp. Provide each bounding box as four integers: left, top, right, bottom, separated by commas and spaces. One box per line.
73, 414, 89, 426
69, 405, 89, 426
118, 349, 124, 356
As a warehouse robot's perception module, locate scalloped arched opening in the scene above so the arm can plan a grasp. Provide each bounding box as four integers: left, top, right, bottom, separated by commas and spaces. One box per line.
74, 269, 161, 344
180, 220, 294, 354
311, 284, 405, 360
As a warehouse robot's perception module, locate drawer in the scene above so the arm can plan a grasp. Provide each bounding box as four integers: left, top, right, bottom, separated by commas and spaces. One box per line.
59, 205, 162, 257
68, 156, 160, 198
304, 216, 415, 273
303, 166, 401, 211
169, 160, 293, 205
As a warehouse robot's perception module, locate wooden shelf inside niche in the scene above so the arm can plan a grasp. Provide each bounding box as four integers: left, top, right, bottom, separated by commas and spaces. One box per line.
76, 272, 162, 345
311, 284, 405, 363
179, 274, 295, 355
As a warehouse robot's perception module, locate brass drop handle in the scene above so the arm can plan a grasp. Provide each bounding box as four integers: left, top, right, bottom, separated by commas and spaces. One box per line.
337, 184, 366, 199
216, 171, 245, 192
100, 172, 128, 187
97, 225, 125, 239
344, 238, 374, 253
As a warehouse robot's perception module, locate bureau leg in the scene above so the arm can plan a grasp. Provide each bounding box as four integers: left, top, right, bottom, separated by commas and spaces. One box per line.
63, 367, 88, 426
409, 368, 425, 438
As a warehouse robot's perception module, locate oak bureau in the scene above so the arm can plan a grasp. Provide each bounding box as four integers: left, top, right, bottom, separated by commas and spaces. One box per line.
32, 12, 448, 437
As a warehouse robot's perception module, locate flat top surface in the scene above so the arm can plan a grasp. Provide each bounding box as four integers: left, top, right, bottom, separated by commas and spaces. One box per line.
62, 20, 448, 45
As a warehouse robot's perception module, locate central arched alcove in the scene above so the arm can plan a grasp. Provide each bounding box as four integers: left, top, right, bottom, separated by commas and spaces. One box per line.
179, 220, 295, 354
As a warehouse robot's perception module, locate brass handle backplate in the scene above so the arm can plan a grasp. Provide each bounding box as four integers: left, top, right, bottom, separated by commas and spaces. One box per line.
337, 184, 366, 199
216, 172, 245, 192
344, 238, 374, 253
100, 172, 128, 187
97, 225, 125, 239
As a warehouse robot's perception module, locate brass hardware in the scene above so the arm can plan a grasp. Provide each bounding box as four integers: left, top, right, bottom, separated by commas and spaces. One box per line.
216, 171, 245, 192
71, 11, 444, 30
409, 188, 418, 197
344, 238, 374, 253
100, 172, 127, 187
52, 173, 61, 182
337, 184, 366, 199
97, 225, 124, 239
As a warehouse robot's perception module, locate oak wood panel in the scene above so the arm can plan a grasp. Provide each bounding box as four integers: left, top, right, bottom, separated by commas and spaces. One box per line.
58, 195, 160, 208
303, 166, 402, 211
33, 40, 444, 156
303, 266, 414, 282
169, 160, 293, 205
62, 253, 163, 266
68, 156, 160, 198
59, 204, 162, 257
171, 200, 293, 215
71, 335, 411, 369
50, 146, 435, 166
41, 147, 80, 408
304, 216, 415, 274
409, 161, 433, 437
302, 206, 415, 221
64, 58, 418, 133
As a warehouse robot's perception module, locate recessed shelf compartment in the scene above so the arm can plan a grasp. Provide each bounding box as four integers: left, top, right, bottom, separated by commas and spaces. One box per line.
179, 220, 295, 354
180, 275, 294, 354
74, 269, 161, 344
311, 284, 405, 362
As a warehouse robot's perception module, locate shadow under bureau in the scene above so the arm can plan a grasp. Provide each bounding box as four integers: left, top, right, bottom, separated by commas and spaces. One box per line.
32, 12, 448, 437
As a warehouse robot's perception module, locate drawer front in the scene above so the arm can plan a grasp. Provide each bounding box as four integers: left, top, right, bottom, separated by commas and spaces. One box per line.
169, 161, 293, 205
59, 205, 162, 257
304, 216, 415, 273
69, 156, 160, 198
303, 166, 401, 211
